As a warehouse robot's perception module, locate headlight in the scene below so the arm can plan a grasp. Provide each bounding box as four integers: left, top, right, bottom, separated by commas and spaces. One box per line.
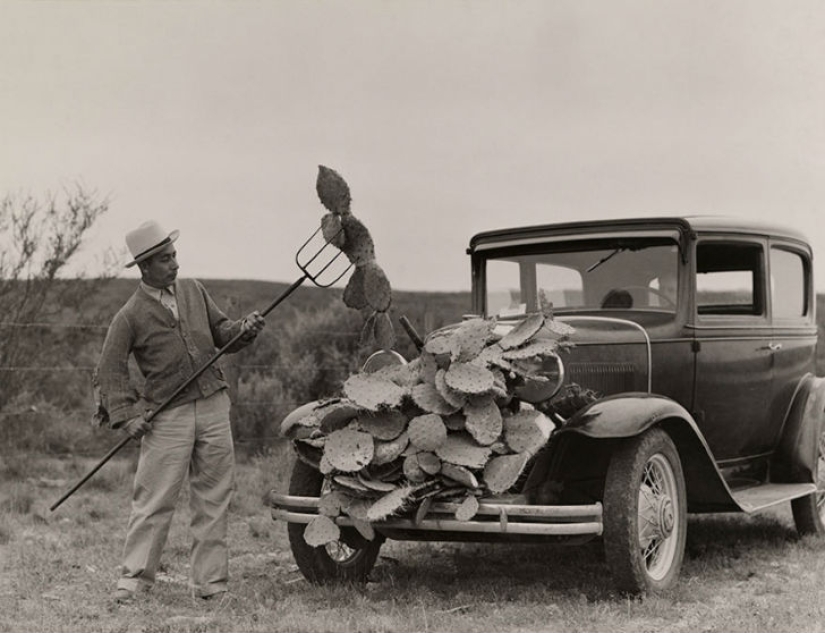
513, 353, 565, 404
362, 349, 407, 374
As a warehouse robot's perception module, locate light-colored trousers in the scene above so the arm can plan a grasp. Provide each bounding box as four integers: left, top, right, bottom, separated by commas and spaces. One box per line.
117, 389, 234, 598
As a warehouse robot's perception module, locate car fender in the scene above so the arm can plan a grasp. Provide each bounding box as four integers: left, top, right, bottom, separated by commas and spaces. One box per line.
551, 393, 740, 511
558, 393, 694, 439
772, 374, 825, 484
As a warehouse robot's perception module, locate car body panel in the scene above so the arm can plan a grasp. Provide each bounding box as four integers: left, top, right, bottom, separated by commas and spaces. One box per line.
275, 215, 823, 587
469, 216, 819, 498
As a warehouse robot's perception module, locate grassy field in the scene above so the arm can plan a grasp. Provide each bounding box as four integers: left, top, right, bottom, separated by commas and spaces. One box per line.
3, 443, 825, 633
4, 278, 825, 632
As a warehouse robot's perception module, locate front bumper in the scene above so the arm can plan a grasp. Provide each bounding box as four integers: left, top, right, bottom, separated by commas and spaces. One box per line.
270, 492, 603, 540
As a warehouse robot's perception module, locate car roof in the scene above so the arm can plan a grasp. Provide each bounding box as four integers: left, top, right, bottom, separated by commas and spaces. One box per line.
468, 215, 811, 252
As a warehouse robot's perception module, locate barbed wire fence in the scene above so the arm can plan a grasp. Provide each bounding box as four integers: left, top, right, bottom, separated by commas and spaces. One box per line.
0, 317, 374, 455
0, 284, 465, 459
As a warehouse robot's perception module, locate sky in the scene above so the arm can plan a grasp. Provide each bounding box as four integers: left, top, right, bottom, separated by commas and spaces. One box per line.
2, 1, 825, 292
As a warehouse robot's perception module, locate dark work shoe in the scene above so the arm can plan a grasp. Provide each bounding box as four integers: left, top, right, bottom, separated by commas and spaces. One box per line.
114, 588, 135, 604
199, 590, 235, 608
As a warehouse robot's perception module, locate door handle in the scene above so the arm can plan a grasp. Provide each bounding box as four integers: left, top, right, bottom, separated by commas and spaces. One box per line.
759, 343, 782, 351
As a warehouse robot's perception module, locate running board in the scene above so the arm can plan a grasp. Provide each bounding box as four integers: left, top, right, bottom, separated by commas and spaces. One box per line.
730, 483, 817, 513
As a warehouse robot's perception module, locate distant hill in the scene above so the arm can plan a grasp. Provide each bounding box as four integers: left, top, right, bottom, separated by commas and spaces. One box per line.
0, 276, 473, 455
2, 277, 823, 456
81, 277, 825, 377
82, 277, 472, 341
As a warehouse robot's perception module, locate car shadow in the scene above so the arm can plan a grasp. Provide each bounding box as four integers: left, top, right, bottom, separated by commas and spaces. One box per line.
684, 510, 799, 562
372, 538, 615, 601
367, 508, 803, 601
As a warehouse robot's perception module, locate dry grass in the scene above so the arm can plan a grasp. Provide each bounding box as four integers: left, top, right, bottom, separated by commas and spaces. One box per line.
2, 446, 825, 633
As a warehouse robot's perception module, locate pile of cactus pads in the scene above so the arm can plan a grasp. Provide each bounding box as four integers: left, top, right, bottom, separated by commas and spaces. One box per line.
281, 311, 576, 547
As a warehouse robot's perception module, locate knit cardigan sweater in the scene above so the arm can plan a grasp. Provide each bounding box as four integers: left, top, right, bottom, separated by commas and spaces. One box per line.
93, 279, 250, 428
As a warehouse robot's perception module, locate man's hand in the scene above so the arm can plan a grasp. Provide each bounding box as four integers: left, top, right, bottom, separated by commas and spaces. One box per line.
122, 414, 152, 439
240, 311, 265, 341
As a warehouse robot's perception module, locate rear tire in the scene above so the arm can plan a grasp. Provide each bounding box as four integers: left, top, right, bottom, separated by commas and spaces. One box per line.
287, 459, 383, 584
792, 426, 825, 536
603, 428, 687, 595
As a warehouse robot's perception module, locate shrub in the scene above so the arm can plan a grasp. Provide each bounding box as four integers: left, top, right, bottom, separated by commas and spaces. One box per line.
0, 393, 110, 456
231, 301, 365, 453
0, 482, 35, 515
0, 272, 471, 454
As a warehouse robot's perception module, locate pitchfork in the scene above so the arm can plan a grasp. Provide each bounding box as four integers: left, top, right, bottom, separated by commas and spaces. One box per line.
50, 226, 350, 512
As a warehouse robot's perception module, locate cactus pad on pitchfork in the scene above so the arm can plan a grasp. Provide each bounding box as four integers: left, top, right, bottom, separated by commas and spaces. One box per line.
315, 165, 395, 349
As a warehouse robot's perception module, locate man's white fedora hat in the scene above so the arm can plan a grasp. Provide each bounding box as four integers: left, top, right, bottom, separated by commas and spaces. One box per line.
125, 220, 179, 268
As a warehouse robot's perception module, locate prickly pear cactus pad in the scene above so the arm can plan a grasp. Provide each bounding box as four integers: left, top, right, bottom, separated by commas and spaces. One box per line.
283, 309, 579, 547
315, 165, 396, 350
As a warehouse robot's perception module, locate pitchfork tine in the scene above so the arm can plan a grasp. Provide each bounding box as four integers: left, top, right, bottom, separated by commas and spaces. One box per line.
296, 225, 351, 287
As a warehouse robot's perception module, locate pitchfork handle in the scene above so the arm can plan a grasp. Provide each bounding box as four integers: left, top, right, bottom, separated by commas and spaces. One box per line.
50, 275, 309, 512
48, 434, 134, 512
258, 275, 307, 318
399, 315, 424, 351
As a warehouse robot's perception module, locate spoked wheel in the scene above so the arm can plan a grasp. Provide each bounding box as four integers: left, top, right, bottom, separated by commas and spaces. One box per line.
287, 459, 383, 584
603, 428, 687, 595
792, 426, 825, 536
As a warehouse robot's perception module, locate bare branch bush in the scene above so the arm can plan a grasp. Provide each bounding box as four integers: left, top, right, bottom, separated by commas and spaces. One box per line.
0, 184, 112, 425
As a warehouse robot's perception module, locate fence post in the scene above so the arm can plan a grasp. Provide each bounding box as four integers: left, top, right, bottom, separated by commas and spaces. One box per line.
424, 304, 436, 335
224, 295, 241, 425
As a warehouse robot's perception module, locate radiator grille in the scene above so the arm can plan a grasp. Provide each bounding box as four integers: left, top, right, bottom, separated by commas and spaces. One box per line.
566, 362, 640, 396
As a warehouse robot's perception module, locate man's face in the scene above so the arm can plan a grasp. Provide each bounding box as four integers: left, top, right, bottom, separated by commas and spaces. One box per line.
659, 273, 678, 302
140, 243, 178, 288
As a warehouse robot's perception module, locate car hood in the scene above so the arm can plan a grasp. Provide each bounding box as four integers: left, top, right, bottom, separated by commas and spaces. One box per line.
432, 315, 652, 398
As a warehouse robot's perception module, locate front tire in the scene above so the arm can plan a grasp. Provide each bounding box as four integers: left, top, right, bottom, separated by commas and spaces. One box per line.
791, 426, 825, 536
287, 459, 383, 584
603, 428, 687, 595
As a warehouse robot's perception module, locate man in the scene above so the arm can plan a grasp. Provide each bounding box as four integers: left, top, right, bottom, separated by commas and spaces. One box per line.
652, 266, 679, 308
93, 220, 265, 603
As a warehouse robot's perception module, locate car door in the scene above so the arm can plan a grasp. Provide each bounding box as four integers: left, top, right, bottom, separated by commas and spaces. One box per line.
767, 241, 817, 443
689, 237, 774, 462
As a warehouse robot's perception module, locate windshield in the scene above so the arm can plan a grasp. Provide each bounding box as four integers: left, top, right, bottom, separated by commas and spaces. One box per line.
482, 238, 680, 318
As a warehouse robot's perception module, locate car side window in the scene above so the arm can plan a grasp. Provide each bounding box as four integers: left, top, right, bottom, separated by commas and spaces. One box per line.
696, 242, 765, 316
770, 246, 808, 319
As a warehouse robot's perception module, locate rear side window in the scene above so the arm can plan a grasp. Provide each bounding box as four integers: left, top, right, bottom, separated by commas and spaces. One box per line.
696, 242, 765, 316
770, 247, 808, 319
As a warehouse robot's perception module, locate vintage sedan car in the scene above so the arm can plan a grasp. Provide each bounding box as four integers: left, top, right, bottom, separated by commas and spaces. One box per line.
271, 216, 825, 595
